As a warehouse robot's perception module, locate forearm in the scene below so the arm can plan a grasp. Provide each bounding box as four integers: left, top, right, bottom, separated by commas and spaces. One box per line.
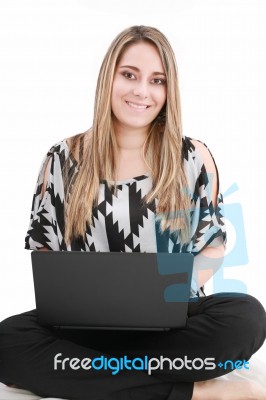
192, 237, 225, 289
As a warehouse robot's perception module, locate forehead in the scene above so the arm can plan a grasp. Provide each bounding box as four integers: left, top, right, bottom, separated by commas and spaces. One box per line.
117, 42, 165, 72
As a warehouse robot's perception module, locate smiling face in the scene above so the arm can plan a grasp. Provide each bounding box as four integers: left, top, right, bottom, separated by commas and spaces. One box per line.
111, 41, 167, 135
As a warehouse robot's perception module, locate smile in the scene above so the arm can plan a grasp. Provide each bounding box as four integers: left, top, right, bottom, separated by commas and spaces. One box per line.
125, 101, 151, 110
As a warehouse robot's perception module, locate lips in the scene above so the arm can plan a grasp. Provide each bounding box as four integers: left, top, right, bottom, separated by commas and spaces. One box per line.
125, 101, 151, 109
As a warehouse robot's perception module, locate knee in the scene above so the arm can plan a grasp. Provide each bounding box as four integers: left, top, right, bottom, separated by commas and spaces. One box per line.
0, 314, 16, 334
0, 314, 20, 349
0, 310, 37, 349
239, 294, 265, 326
230, 294, 266, 353
0, 316, 17, 368
0, 314, 28, 382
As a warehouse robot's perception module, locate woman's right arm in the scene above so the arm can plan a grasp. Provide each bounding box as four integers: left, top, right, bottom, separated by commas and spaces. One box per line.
25, 140, 68, 251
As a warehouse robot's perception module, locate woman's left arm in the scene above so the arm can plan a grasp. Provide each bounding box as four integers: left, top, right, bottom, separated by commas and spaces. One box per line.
190, 139, 226, 288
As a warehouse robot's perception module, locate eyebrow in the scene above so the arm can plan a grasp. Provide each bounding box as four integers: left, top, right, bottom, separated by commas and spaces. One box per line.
119, 65, 166, 76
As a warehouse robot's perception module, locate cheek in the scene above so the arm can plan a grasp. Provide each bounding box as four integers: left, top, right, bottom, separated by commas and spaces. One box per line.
153, 88, 167, 108
111, 83, 125, 112
160, 89, 167, 106
112, 77, 127, 98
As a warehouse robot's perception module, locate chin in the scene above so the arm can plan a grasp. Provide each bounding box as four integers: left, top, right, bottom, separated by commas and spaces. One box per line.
123, 118, 155, 130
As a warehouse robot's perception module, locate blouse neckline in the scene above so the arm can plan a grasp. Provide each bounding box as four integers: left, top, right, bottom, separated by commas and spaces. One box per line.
100, 173, 150, 184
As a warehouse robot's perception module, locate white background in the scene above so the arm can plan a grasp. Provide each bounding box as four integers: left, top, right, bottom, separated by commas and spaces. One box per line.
0, 0, 266, 363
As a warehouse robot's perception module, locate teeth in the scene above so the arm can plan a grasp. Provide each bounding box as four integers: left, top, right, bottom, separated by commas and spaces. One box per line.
126, 101, 148, 109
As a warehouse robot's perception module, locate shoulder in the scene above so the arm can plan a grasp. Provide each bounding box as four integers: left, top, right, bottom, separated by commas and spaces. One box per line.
46, 139, 69, 157
183, 136, 220, 203
38, 131, 90, 197
65, 129, 91, 163
183, 136, 218, 174
46, 129, 91, 163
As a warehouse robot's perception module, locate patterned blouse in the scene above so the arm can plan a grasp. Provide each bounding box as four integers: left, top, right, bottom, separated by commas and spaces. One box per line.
25, 135, 227, 298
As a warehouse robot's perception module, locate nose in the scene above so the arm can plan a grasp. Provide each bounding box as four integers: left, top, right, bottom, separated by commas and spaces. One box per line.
132, 80, 149, 98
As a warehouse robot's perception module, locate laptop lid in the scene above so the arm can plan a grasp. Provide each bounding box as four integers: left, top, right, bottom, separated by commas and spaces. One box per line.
31, 251, 194, 331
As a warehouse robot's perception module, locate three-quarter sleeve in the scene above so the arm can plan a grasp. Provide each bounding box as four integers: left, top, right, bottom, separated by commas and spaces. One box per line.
189, 166, 227, 255
181, 137, 227, 298
25, 141, 69, 251
182, 137, 227, 255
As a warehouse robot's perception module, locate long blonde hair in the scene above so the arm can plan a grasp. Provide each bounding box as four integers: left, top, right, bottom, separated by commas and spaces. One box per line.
64, 25, 191, 246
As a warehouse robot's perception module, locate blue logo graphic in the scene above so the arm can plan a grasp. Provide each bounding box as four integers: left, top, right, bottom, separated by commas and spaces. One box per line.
154, 179, 249, 301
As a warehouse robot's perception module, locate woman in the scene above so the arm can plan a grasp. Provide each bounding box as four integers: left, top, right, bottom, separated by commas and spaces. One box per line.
0, 25, 265, 400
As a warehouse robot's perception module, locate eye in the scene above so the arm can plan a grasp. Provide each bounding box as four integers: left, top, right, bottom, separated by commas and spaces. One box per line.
122, 71, 136, 80
152, 78, 166, 85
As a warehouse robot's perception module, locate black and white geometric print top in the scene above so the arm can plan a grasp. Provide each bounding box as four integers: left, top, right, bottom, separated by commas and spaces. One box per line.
25, 135, 227, 298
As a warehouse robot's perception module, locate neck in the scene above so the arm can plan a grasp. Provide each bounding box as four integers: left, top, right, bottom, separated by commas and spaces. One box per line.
113, 121, 149, 152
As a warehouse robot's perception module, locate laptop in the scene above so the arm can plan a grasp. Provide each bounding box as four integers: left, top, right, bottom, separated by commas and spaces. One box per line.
31, 251, 194, 331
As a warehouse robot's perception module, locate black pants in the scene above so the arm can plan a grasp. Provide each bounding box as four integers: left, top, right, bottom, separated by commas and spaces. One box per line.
0, 293, 265, 400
